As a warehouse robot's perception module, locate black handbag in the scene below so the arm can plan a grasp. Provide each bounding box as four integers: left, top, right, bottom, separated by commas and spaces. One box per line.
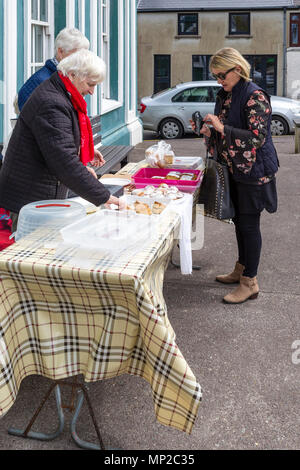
198, 157, 235, 220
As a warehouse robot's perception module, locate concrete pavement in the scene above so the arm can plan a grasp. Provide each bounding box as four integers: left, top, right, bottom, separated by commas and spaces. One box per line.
0, 134, 299, 450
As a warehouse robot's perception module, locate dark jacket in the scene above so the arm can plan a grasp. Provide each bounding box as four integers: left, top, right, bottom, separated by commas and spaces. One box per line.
215, 79, 279, 183
0, 72, 110, 214
18, 59, 57, 111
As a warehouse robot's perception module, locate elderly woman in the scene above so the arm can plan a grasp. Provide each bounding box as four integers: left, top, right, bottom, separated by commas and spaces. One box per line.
0, 49, 124, 233
197, 48, 279, 304
18, 27, 90, 111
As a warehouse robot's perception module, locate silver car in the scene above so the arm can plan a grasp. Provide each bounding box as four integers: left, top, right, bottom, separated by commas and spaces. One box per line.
139, 81, 300, 139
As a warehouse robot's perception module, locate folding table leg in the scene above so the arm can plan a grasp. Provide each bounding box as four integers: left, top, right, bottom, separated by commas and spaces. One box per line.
7, 379, 106, 450
8, 383, 65, 441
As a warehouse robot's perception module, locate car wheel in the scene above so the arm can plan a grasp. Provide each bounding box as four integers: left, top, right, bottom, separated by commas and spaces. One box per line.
159, 118, 183, 139
271, 116, 289, 136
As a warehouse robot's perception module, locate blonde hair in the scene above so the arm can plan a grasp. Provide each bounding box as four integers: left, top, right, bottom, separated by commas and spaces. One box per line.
57, 49, 106, 83
209, 47, 251, 81
55, 28, 90, 54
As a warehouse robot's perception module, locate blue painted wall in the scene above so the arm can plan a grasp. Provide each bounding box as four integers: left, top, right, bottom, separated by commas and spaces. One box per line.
100, 2, 130, 146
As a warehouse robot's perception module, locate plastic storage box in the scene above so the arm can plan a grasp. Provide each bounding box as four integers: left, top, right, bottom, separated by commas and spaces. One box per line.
15, 200, 86, 241
167, 156, 203, 169
60, 209, 158, 252
132, 168, 203, 193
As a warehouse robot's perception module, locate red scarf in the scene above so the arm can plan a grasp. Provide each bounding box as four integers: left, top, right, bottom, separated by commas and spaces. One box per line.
59, 73, 94, 166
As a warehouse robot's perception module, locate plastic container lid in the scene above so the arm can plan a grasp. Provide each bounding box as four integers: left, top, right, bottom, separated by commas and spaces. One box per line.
60, 209, 158, 252
15, 199, 86, 241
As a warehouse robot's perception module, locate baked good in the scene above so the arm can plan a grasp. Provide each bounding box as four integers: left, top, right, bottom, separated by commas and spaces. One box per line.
134, 201, 152, 215
152, 201, 166, 214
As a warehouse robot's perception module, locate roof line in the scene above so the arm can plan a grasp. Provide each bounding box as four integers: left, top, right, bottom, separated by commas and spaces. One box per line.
138, 7, 299, 12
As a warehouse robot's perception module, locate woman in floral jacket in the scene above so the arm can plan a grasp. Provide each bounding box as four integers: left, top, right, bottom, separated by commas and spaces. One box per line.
199, 48, 279, 304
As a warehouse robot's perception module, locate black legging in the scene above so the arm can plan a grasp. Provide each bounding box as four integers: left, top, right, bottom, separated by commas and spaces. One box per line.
233, 213, 262, 278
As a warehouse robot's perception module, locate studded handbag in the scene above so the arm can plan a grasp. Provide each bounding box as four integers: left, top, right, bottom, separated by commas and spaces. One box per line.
198, 157, 235, 220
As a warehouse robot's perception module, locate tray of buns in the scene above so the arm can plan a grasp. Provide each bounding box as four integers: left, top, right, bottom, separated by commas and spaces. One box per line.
123, 194, 171, 216
132, 168, 202, 193
124, 183, 185, 201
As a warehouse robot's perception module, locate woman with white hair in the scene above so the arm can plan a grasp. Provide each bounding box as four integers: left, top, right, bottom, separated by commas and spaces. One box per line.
18, 27, 90, 111
0, 49, 125, 233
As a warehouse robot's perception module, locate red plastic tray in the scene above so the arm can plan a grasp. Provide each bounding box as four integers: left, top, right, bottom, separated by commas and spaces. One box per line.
132, 168, 202, 193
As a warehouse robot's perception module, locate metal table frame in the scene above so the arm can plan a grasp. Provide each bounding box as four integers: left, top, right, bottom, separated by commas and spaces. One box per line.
8, 377, 106, 450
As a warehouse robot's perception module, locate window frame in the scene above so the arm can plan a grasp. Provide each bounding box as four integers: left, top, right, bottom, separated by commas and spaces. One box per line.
99, 0, 110, 101
290, 13, 300, 47
228, 12, 250, 36
24, 0, 54, 80
154, 54, 171, 94
177, 13, 198, 36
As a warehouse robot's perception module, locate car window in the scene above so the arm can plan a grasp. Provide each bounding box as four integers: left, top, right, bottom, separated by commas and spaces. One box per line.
210, 86, 221, 101
151, 86, 176, 98
172, 87, 211, 103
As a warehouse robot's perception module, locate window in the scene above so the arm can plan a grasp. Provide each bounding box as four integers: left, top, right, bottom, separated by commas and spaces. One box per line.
290, 14, 300, 47
154, 55, 171, 94
30, 0, 51, 75
229, 12, 250, 35
192, 55, 212, 81
99, 0, 110, 99
172, 87, 211, 103
244, 55, 277, 95
178, 14, 198, 36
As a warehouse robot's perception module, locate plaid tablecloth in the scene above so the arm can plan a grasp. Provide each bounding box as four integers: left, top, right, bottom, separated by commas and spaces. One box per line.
0, 202, 202, 434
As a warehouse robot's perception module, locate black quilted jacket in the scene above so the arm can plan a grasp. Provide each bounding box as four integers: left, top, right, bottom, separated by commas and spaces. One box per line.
0, 72, 110, 213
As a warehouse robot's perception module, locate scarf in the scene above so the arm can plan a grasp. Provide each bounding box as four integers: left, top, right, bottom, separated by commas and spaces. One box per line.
59, 72, 94, 166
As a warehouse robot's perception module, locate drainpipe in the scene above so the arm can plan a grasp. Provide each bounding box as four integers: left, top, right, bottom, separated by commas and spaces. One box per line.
283, 7, 287, 97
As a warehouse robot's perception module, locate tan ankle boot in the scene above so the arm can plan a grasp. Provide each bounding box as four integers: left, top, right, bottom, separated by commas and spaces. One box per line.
223, 275, 259, 304
216, 262, 244, 284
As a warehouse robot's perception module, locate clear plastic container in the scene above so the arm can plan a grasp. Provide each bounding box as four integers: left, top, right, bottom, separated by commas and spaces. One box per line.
60, 209, 158, 252
15, 199, 86, 241
167, 156, 203, 169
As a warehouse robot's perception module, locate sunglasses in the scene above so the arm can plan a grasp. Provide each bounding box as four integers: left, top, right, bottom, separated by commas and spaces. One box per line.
212, 67, 236, 81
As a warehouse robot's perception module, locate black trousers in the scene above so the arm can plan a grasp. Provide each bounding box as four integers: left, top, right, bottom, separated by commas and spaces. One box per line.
229, 177, 277, 278
232, 213, 262, 278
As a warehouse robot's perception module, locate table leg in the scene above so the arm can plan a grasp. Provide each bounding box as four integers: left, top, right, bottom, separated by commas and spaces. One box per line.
7, 379, 107, 450
8, 383, 65, 441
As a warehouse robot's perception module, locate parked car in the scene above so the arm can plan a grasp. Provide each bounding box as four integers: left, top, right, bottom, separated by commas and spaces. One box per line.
139, 81, 300, 139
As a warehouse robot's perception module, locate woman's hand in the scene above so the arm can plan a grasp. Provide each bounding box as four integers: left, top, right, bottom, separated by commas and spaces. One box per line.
204, 114, 224, 134
189, 119, 211, 138
86, 166, 98, 179
105, 195, 127, 211
90, 148, 106, 168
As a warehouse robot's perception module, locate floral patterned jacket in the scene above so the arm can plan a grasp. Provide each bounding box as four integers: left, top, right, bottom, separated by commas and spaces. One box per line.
207, 89, 273, 184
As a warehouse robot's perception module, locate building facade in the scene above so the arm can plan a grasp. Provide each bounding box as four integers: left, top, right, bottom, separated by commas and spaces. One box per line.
0, 0, 142, 150
137, 0, 300, 101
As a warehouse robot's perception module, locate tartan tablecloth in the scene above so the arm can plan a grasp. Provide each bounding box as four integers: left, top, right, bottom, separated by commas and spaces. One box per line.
0, 202, 202, 434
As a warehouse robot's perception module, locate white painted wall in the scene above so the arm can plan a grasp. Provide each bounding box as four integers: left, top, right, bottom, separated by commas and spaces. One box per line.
286, 48, 300, 100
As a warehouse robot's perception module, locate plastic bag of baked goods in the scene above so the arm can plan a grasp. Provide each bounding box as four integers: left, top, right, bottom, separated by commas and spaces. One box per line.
145, 140, 175, 168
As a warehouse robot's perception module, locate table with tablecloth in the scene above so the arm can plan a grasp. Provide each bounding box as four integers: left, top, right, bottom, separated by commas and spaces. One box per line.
0, 171, 202, 435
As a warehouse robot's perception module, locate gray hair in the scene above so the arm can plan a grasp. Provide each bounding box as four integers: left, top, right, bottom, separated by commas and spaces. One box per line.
57, 49, 106, 83
54, 28, 90, 54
